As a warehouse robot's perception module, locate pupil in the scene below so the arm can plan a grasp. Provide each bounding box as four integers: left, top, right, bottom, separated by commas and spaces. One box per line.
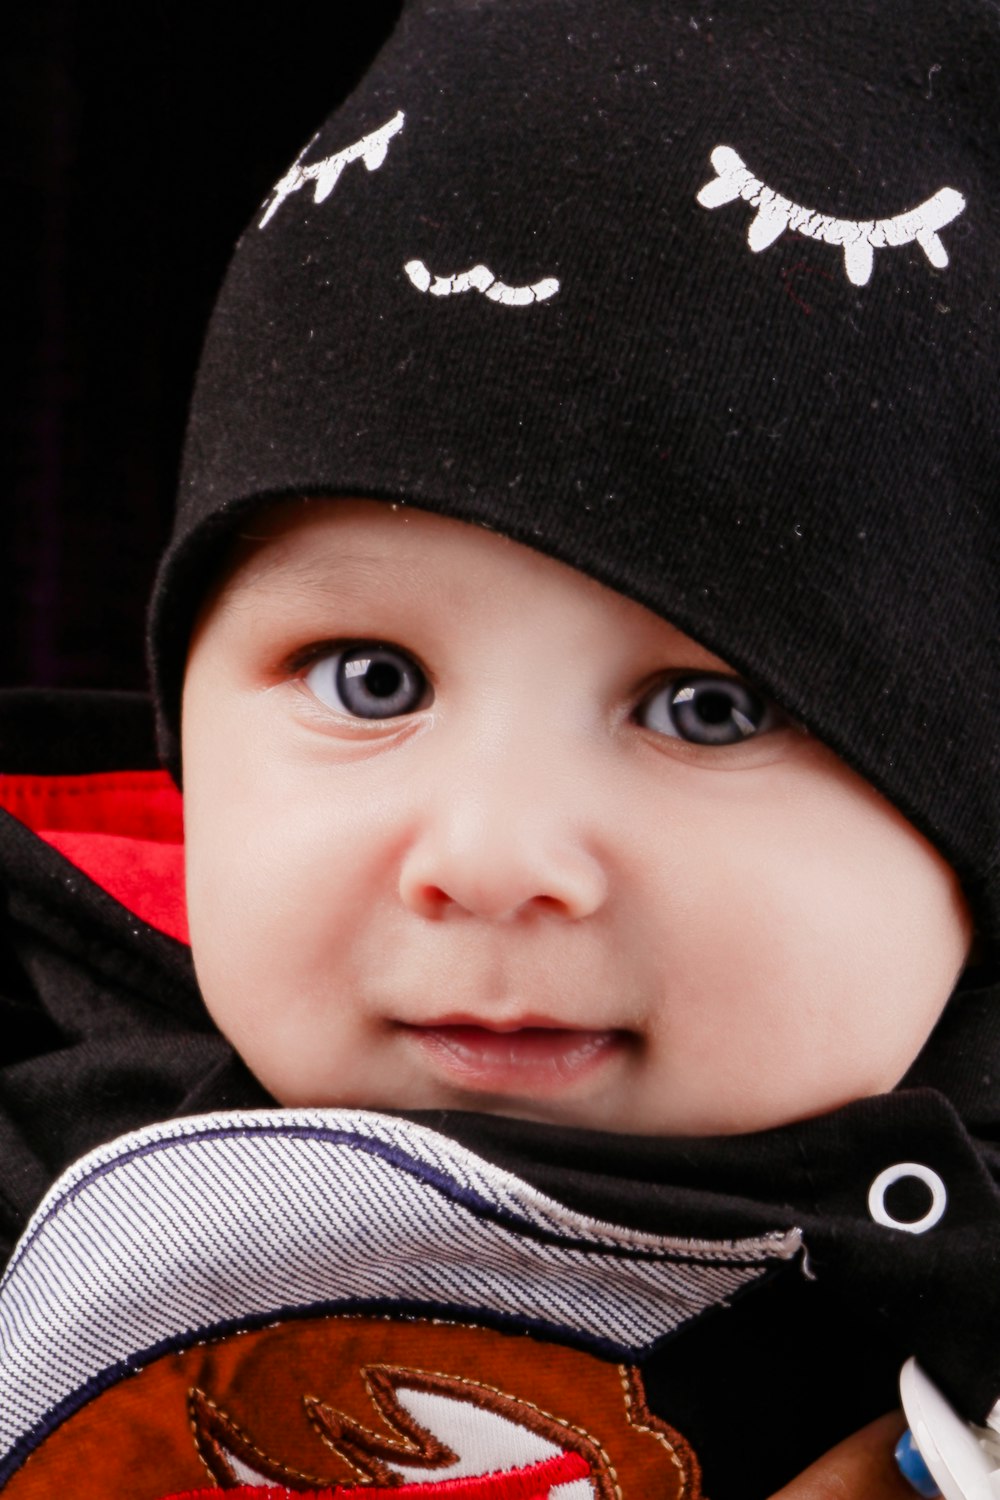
695, 690, 732, 725
364, 662, 402, 699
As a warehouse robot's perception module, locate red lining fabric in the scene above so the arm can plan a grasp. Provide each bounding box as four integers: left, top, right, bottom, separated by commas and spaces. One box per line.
159, 1448, 590, 1498
0, 771, 189, 945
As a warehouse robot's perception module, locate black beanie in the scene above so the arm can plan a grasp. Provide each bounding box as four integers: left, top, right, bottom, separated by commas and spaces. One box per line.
149, 0, 1000, 949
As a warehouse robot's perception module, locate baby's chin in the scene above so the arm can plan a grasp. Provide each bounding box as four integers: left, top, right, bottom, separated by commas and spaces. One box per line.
263, 1079, 872, 1138
226, 995, 916, 1138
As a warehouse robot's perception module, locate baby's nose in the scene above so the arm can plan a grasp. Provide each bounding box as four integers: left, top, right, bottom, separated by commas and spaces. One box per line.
397, 783, 608, 922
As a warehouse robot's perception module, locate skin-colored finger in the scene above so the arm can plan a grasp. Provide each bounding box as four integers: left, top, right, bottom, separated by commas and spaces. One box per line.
768, 1410, 919, 1500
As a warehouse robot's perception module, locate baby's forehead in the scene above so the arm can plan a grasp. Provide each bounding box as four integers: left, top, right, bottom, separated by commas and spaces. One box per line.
205, 495, 728, 669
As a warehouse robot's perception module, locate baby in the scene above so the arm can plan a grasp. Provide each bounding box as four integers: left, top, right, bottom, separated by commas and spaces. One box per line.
180, 496, 970, 1138
0, 2, 998, 1497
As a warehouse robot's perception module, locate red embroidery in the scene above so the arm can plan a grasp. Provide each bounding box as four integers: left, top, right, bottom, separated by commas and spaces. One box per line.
159, 1448, 589, 1497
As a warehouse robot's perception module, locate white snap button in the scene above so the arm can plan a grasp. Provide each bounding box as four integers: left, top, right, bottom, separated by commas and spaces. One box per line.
868, 1163, 947, 1234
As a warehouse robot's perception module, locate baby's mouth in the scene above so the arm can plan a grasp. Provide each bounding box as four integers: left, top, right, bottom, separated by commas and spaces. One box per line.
399, 1020, 624, 1094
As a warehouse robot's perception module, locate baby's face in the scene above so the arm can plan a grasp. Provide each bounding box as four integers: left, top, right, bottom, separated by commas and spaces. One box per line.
182, 499, 973, 1135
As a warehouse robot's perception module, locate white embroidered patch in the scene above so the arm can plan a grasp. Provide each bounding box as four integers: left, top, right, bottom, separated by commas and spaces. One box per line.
386, 1389, 563, 1482
259, 111, 405, 228
696, 144, 966, 286
222, 1447, 273, 1488
404, 259, 560, 306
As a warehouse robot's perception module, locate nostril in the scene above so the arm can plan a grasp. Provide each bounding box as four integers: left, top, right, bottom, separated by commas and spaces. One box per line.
398, 835, 609, 922
409, 883, 451, 919
406, 885, 583, 923
527, 894, 568, 914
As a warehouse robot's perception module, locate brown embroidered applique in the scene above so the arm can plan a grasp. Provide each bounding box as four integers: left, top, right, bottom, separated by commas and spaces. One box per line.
4, 1316, 702, 1500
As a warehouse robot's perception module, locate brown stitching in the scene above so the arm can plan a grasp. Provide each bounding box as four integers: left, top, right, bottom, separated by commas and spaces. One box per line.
305, 1369, 457, 1486
188, 1386, 332, 1491
310, 1364, 620, 1500
620, 1365, 703, 1500
182, 1325, 694, 1498
186, 1389, 213, 1486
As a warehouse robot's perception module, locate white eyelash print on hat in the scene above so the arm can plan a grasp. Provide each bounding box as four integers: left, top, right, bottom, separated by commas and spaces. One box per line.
259, 111, 406, 228
697, 145, 966, 286
404, 259, 560, 306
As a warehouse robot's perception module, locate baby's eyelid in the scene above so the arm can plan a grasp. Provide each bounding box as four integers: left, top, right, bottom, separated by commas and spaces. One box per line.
631, 667, 751, 706
633, 670, 788, 743
289, 636, 434, 683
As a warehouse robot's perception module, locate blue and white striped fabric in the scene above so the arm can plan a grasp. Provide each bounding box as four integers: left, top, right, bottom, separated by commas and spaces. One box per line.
0, 1108, 802, 1479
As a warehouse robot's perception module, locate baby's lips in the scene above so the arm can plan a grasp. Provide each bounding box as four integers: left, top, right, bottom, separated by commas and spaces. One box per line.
400, 1020, 624, 1093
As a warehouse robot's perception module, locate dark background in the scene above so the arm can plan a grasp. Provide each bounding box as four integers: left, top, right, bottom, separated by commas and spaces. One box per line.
3, 3, 401, 693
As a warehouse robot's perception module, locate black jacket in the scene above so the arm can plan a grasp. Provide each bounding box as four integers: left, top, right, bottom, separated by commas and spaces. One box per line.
2, 687, 1000, 1499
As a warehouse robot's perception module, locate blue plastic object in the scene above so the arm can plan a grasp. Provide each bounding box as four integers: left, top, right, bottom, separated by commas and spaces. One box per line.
896, 1427, 943, 1498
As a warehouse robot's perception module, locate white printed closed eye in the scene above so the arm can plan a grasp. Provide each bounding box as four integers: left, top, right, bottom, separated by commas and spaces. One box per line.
258, 111, 560, 309
259, 112, 406, 228
697, 144, 966, 286
404, 260, 560, 306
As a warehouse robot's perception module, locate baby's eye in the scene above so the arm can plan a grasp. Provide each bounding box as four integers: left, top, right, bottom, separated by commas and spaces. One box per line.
637, 673, 778, 745
303, 643, 429, 719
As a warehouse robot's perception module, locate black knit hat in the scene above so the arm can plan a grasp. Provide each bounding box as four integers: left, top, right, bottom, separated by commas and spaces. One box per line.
149, 0, 1000, 947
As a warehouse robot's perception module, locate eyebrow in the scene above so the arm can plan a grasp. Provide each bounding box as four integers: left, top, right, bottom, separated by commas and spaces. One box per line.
217, 527, 734, 673
220, 542, 431, 613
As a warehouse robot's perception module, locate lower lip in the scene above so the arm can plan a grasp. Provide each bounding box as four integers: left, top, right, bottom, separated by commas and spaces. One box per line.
402, 1024, 622, 1094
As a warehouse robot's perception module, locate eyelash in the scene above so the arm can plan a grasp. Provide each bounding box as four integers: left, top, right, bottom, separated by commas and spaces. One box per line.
293, 639, 786, 747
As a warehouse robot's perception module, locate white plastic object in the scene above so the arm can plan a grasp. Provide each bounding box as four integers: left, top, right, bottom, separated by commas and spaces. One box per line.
868, 1163, 948, 1234
900, 1359, 1000, 1500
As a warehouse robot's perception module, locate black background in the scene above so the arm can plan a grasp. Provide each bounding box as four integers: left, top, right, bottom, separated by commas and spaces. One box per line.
3, 2, 401, 693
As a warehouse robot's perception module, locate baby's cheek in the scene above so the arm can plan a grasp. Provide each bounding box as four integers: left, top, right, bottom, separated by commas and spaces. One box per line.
765, 798, 970, 1093
633, 784, 945, 1116
184, 826, 268, 1025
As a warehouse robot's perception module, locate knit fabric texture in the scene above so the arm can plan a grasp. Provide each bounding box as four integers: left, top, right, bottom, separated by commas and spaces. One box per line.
148, 0, 1000, 945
